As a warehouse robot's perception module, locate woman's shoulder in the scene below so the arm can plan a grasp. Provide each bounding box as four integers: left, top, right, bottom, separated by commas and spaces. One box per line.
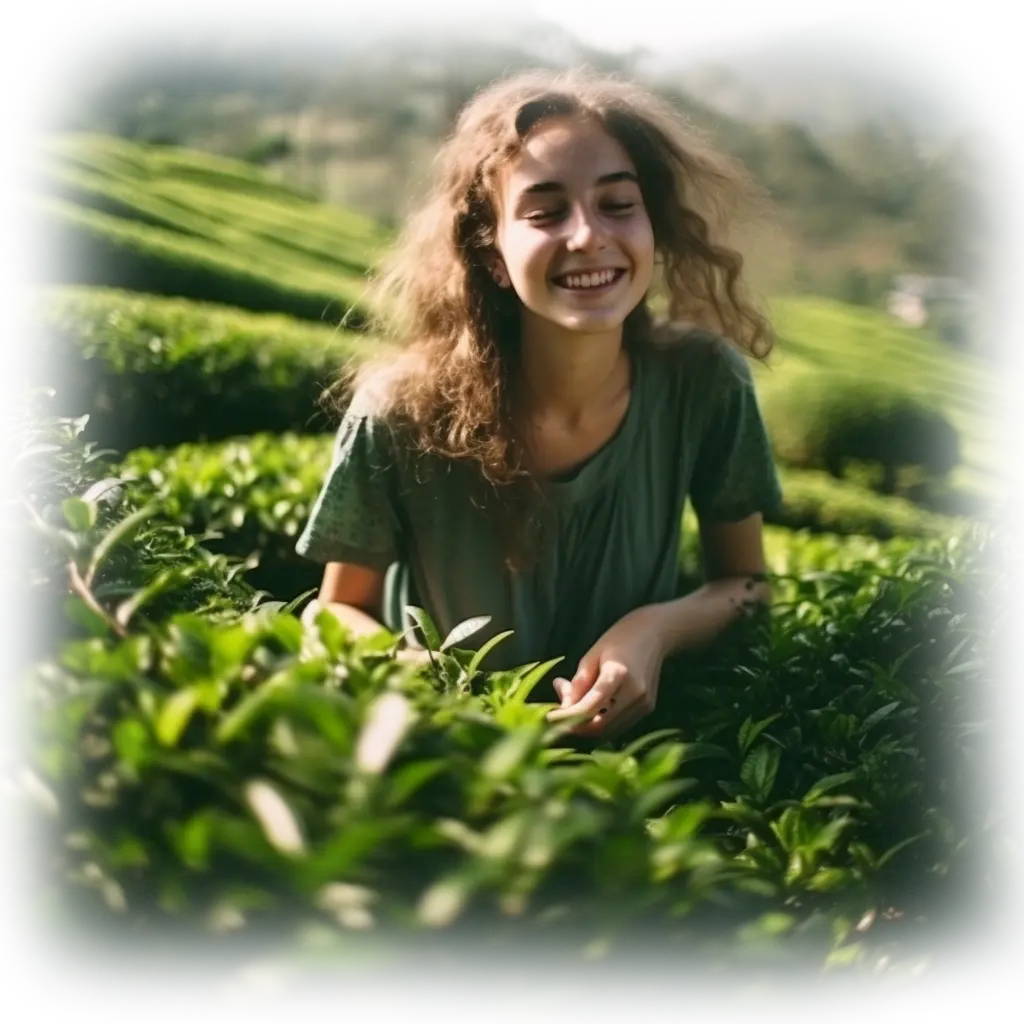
644, 320, 750, 381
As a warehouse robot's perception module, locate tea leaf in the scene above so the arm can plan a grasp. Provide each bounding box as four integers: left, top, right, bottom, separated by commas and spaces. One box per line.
86, 503, 160, 582
631, 779, 695, 822
804, 772, 858, 803
61, 497, 96, 533
404, 606, 440, 652
156, 687, 201, 747
440, 616, 492, 652
738, 713, 782, 756
860, 701, 900, 735
741, 745, 780, 802
876, 831, 926, 868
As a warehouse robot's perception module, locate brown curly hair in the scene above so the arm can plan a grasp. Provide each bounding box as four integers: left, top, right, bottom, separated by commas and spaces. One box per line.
334, 66, 775, 573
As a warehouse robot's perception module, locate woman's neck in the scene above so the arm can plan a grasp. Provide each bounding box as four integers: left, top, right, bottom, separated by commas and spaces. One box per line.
512, 319, 629, 432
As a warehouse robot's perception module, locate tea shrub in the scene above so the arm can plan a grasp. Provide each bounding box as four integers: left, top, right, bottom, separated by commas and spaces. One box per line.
8, 407, 1005, 974
762, 371, 961, 494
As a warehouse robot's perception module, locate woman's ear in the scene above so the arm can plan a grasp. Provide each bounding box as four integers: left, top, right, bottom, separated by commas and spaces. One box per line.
490, 258, 511, 288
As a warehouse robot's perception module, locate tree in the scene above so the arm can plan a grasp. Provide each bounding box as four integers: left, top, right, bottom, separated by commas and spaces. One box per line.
905, 130, 1024, 364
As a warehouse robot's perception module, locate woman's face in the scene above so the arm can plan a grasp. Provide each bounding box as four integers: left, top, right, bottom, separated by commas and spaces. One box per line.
492, 115, 655, 338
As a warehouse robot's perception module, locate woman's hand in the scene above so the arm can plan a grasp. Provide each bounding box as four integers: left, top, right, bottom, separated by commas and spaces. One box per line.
546, 605, 667, 738
394, 646, 433, 669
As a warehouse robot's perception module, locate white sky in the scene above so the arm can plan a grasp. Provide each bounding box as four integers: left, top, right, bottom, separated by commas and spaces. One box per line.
540, 0, 892, 53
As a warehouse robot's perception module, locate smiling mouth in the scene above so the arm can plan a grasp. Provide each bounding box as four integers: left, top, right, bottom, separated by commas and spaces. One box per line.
552, 268, 622, 292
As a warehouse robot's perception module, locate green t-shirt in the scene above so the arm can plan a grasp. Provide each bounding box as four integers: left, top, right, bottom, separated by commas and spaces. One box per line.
295, 329, 783, 681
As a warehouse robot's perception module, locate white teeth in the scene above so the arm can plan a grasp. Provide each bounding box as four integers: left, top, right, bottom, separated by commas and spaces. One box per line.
560, 269, 618, 290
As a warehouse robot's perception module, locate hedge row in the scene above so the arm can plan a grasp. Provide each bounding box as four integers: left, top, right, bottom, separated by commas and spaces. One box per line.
33, 196, 371, 327
11, 401, 261, 671
34, 287, 384, 449
113, 431, 964, 602
40, 133, 389, 260
14, 405, 1002, 969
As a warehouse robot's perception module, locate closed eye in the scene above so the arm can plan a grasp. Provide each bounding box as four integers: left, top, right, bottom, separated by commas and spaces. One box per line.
524, 201, 637, 223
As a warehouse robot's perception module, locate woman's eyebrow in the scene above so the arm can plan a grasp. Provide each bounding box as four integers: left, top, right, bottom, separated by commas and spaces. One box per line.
518, 169, 639, 197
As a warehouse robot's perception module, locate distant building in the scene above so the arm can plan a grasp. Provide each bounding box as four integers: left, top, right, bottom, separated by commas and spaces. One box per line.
886, 274, 973, 330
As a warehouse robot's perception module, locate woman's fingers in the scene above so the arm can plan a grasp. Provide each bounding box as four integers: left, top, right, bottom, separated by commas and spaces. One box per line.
547, 663, 628, 723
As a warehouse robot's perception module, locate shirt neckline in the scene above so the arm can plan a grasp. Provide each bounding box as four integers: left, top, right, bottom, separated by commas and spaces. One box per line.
541, 345, 645, 506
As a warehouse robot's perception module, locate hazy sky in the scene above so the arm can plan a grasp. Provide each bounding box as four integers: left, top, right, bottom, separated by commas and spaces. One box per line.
536, 0, 888, 53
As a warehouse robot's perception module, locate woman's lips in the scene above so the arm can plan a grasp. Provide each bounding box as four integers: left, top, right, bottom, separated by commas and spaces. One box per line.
551, 268, 627, 292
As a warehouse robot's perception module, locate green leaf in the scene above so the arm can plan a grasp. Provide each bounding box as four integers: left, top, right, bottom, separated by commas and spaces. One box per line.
860, 701, 900, 734
631, 779, 695, 822
480, 728, 538, 781
282, 589, 318, 616
803, 771, 858, 803
638, 742, 685, 786
876, 832, 926, 869
113, 719, 151, 772
404, 606, 441, 651
805, 867, 854, 893
943, 658, 985, 678
86, 503, 160, 582
215, 672, 292, 744
385, 759, 447, 809
738, 713, 781, 756
156, 688, 201, 747
61, 497, 96, 532
466, 630, 515, 678
507, 656, 565, 705
417, 866, 486, 928
680, 742, 731, 764
740, 744, 780, 802
621, 728, 682, 758
115, 566, 191, 629
63, 595, 113, 637
440, 616, 492, 652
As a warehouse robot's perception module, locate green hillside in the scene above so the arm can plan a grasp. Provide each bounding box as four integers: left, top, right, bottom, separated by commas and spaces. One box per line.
32, 134, 391, 325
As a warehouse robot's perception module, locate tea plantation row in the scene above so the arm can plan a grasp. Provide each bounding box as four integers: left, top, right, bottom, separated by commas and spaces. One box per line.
10, 397, 1006, 976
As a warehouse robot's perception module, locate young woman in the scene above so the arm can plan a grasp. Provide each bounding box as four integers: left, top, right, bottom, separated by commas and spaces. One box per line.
297, 67, 782, 740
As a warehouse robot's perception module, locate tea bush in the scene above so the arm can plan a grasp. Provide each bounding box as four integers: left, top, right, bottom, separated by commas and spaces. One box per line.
9, 396, 261, 668
113, 434, 966, 602
10, 406, 1005, 974
34, 287, 381, 448
761, 370, 962, 495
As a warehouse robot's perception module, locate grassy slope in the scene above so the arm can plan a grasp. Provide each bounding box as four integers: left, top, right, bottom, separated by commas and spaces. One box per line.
32, 134, 392, 323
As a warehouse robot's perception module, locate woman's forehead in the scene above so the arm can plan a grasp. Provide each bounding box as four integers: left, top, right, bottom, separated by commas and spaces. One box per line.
499, 115, 637, 194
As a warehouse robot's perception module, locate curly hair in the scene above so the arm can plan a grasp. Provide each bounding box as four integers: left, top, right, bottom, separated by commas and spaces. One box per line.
332, 66, 775, 574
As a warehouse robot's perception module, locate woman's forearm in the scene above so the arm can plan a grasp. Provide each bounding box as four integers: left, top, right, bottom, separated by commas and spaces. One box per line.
646, 575, 772, 658
301, 599, 432, 666
301, 598, 385, 638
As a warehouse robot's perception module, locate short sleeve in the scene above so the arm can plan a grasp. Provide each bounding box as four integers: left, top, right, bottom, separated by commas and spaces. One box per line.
294, 405, 402, 571
688, 339, 783, 522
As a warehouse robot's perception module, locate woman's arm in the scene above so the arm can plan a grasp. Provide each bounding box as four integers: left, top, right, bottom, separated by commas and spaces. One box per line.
648, 512, 771, 657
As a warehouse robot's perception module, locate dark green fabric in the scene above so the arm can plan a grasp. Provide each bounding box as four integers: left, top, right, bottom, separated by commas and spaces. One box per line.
296, 328, 783, 681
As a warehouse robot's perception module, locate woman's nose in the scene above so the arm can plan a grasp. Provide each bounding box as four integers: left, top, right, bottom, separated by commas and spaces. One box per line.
565, 205, 606, 250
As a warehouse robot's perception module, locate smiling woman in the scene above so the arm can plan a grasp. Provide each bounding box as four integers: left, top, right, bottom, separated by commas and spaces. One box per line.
296, 67, 782, 740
